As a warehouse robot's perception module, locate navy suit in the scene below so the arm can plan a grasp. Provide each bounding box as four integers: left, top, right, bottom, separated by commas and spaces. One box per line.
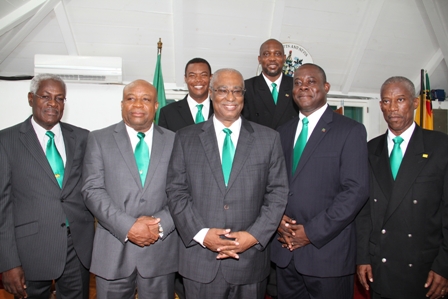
243, 74, 299, 129
271, 106, 369, 298
356, 126, 448, 298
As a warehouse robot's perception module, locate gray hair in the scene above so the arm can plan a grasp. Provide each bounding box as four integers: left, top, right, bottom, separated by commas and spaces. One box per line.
381, 76, 416, 98
209, 68, 244, 89
30, 74, 66, 94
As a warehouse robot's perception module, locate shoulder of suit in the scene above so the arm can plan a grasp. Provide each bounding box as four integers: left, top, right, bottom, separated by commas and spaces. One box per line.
246, 119, 278, 136
154, 124, 175, 139
421, 128, 448, 146
60, 121, 89, 135
160, 99, 184, 112
0, 121, 23, 138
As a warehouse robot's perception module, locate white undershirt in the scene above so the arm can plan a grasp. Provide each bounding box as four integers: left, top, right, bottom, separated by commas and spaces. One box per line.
31, 117, 66, 166
386, 122, 415, 157
187, 96, 211, 122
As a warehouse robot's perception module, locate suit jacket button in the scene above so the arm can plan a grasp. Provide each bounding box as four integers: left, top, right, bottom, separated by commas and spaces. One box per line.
61, 223, 66, 227
382, 258, 386, 263
381, 229, 386, 234
408, 234, 412, 237
289, 192, 293, 196
409, 264, 413, 267
413, 200, 418, 204
140, 199, 145, 202
224, 205, 229, 210
373, 199, 377, 202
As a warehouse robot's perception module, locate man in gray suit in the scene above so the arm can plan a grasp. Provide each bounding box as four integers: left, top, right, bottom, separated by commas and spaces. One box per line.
167, 68, 288, 299
82, 79, 178, 299
0, 74, 94, 299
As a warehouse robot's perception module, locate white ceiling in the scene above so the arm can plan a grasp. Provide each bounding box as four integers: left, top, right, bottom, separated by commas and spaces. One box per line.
0, 0, 447, 97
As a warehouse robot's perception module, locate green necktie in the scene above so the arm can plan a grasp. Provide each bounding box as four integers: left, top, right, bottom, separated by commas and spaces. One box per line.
135, 132, 150, 186
195, 104, 205, 123
46, 131, 64, 188
222, 128, 235, 187
271, 83, 279, 104
292, 117, 309, 175
390, 136, 404, 180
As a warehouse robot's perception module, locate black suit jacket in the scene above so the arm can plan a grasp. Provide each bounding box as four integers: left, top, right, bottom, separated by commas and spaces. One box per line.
0, 117, 94, 280
356, 125, 448, 298
243, 74, 299, 129
158, 95, 214, 132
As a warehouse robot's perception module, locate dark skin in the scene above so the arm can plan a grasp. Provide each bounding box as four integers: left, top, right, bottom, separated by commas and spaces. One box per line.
203, 70, 258, 259
3, 79, 68, 299
258, 39, 286, 82
277, 64, 330, 250
184, 62, 212, 103
121, 80, 161, 246
358, 82, 448, 299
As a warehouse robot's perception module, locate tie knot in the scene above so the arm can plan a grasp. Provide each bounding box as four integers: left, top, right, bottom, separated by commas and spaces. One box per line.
302, 117, 309, 125
393, 136, 403, 145
271, 83, 277, 89
46, 131, 55, 139
223, 128, 232, 136
196, 104, 203, 111
137, 132, 145, 140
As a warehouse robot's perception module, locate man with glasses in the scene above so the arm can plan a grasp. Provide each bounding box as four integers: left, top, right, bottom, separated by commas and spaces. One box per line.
159, 57, 213, 132
0, 74, 94, 299
243, 38, 299, 130
167, 68, 288, 299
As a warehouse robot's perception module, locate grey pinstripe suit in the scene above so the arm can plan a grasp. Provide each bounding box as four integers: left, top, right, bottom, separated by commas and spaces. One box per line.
166, 117, 288, 287
82, 121, 178, 280
0, 116, 94, 280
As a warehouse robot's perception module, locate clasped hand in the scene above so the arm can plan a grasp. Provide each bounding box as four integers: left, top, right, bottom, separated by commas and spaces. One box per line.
277, 215, 310, 251
127, 216, 160, 247
203, 228, 258, 260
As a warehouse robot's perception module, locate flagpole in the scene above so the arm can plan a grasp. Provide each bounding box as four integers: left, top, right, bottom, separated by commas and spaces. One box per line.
157, 38, 162, 55
419, 69, 424, 126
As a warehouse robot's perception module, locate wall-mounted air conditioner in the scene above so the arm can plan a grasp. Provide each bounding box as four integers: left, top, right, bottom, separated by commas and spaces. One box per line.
34, 54, 122, 84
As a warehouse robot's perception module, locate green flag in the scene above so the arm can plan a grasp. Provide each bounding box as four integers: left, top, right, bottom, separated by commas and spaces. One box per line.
153, 51, 166, 124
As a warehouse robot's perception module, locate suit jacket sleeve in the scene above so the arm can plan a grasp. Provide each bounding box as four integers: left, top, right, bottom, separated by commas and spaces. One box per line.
304, 123, 369, 248
166, 133, 207, 246
246, 132, 288, 248
0, 141, 21, 272
356, 192, 372, 265
82, 132, 136, 243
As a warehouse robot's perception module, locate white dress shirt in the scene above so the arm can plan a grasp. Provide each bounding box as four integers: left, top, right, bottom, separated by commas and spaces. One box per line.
187, 96, 211, 122
387, 122, 415, 157
31, 117, 66, 166
262, 73, 283, 94
293, 104, 328, 145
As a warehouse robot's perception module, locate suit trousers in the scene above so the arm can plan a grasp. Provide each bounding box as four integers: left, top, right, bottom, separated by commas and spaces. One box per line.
25, 233, 90, 299
183, 265, 267, 299
276, 257, 354, 299
95, 270, 175, 299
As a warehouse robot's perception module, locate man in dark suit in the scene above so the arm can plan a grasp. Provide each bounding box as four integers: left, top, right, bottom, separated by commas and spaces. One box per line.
271, 63, 369, 299
158, 57, 213, 132
356, 76, 448, 299
243, 38, 299, 129
167, 68, 288, 299
0, 74, 94, 299
82, 80, 178, 299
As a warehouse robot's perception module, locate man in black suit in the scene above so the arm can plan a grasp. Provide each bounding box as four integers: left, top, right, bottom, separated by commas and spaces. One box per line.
158, 57, 213, 132
243, 38, 299, 129
271, 64, 369, 299
356, 76, 448, 299
0, 74, 94, 299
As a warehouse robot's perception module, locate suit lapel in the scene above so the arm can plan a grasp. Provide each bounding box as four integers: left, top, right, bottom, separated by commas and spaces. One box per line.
60, 123, 75, 191
369, 133, 394, 201
226, 119, 254, 190
143, 125, 165, 192
113, 121, 142, 189
255, 74, 276, 115
177, 96, 195, 126
271, 76, 293, 128
19, 118, 61, 188
199, 119, 227, 195
384, 126, 428, 222
292, 106, 333, 180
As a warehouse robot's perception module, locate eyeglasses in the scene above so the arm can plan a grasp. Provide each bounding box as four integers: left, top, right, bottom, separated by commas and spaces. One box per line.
33, 93, 66, 104
213, 88, 245, 97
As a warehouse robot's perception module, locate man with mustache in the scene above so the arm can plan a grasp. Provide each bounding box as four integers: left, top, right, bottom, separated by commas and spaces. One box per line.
356, 76, 448, 299
243, 38, 299, 130
167, 68, 288, 299
271, 63, 369, 299
159, 58, 213, 132
82, 79, 178, 298
0, 74, 94, 299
